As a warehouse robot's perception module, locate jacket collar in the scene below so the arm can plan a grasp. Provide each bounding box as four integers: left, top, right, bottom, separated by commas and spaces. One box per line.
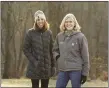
63, 30, 81, 37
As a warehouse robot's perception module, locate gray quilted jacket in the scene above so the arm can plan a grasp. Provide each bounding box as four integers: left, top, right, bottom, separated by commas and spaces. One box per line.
23, 28, 55, 79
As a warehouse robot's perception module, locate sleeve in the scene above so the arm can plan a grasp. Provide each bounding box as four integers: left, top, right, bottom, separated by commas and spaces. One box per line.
49, 31, 56, 67
23, 30, 38, 67
80, 35, 90, 76
53, 34, 60, 61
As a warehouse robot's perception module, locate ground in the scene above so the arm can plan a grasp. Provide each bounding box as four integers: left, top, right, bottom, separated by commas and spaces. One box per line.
1, 79, 108, 87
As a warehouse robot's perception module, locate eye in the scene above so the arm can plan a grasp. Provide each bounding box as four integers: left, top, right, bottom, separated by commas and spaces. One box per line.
70, 21, 73, 23
65, 21, 68, 24
41, 19, 44, 21
37, 19, 40, 21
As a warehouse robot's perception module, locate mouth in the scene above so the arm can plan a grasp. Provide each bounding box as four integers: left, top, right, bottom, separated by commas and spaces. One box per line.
66, 26, 73, 30
39, 23, 43, 26
67, 26, 72, 28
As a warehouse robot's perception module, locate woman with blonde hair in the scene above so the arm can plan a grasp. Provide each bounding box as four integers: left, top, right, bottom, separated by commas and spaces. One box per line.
23, 10, 56, 88
53, 13, 90, 88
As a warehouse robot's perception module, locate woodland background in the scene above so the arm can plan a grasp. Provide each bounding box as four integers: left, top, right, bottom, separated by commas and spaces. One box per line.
1, 1, 108, 80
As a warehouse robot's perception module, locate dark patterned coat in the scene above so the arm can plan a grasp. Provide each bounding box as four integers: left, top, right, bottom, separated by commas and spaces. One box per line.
23, 28, 55, 79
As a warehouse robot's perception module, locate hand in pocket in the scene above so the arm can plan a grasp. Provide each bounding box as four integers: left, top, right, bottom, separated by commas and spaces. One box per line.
51, 67, 56, 77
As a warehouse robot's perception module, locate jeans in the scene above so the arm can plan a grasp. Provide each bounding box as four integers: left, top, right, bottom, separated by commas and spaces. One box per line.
56, 70, 81, 88
31, 79, 49, 88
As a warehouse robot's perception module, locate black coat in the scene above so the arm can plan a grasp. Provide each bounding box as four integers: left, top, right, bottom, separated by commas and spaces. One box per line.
23, 28, 55, 79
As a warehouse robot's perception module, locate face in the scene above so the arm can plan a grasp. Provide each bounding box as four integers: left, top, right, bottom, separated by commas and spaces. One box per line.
64, 17, 75, 30
36, 18, 45, 29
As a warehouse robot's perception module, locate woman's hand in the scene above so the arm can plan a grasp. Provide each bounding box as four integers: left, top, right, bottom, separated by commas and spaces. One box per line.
51, 67, 56, 77
56, 55, 60, 61
80, 75, 87, 84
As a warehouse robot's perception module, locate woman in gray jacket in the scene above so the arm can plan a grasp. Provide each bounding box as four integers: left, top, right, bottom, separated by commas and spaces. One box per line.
53, 13, 90, 88
23, 10, 55, 88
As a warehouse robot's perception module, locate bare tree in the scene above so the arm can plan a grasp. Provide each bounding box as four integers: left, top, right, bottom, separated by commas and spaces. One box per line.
1, 2, 108, 79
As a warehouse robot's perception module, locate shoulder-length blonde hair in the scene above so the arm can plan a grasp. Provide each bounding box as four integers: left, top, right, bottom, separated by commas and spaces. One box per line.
33, 20, 49, 30
60, 13, 81, 32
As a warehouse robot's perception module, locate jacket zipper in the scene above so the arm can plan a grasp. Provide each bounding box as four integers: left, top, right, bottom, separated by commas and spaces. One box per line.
64, 36, 70, 70
41, 32, 45, 77
64, 40, 67, 70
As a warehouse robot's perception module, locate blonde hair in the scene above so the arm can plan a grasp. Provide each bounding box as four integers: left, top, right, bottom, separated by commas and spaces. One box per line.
33, 21, 49, 30
60, 13, 81, 32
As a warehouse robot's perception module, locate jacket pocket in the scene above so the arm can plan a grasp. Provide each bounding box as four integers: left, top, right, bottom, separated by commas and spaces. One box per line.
71, 40, 79, 51
57, 57, 64, 69
66, 57, 82, 69
68, 40, 79, 57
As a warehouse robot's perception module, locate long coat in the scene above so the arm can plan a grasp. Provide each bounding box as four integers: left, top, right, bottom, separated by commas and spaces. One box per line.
23, 28, 55, 79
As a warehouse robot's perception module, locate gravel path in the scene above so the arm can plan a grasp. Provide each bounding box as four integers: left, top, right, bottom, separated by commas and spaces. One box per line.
1, 79, 108, 87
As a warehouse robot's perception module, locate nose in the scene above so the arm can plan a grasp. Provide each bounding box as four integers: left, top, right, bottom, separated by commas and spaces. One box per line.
67, 22, 71, 25
68, 21, 71, 24
39, 19, 42, 22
